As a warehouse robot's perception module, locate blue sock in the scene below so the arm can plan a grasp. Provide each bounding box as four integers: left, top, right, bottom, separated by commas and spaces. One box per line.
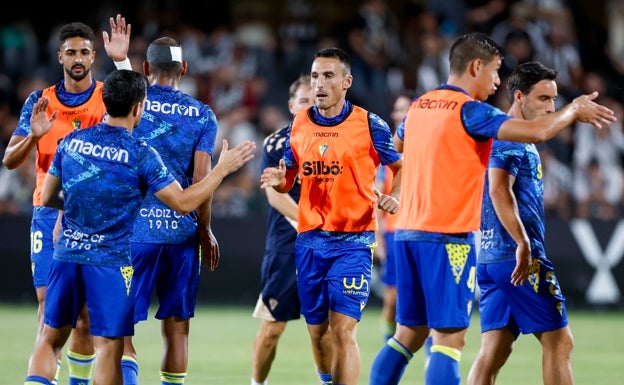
425, 345, 461, 385
318, 370, 332, 384
121, 355, 139, 385
25, 375, 53, 385
369, 337, 413, 385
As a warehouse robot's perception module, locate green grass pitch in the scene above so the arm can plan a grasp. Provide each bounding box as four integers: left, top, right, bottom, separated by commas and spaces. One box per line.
2, 304, 622, 384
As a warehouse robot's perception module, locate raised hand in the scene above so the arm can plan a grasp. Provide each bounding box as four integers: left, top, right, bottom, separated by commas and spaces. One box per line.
102, 14, 131, 62
30, 97, 57, 139
572, 91, 617, 129
216, 139, 256, 175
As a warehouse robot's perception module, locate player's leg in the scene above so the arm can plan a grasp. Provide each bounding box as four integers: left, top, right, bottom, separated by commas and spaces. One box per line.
295, 244, 333, 384
160, 316, 190, 384
466, 328, 515, 385
370, 239, 429, 385
251, 317, 287, 384
156, 243, 200, 384
380, 284, 397, 341
422, 240, 476, 385
25, 324, 73, 384
536, 326, 574, 385
91, 336, 124, 385
467, 262, 517, 385
252, 248, 304, 384
86, 264, 134, 385
26, 259, 82, 384
121, 336, 139, 385
306, 321, 333, 385
30, 210, 63, 384
380, 231, 397, 342
122, 242, 159, 384
66, 305, 95, 385
325, 244, 374, 385
251, 291, 289, 384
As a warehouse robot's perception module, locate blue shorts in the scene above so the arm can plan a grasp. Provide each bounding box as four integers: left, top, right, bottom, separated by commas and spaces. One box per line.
395, 239, 477, 329
295, 242, 373, 325
131, 241, 200, 322
382, 231, 396, 286
30, 206, 59, 288
45, 259, 134, 337
258, 249, 301, 321
477, 258, 568, 336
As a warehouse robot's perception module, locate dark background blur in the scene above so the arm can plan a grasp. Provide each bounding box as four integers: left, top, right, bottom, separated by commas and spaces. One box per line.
1, 0, 624, 309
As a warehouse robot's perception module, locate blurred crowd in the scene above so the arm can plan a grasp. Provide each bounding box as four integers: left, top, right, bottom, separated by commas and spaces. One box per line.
1, 0, 624, 220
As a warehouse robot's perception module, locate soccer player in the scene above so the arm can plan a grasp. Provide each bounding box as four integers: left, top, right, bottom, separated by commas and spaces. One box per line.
260, 47, 403, 385
251, 74, 333, 385
2, 16, 132, 385
115, 37, 220, 385
467, 61, 575, 385
375, 92, 434, 367
23, 69, 255, 385
368, 32, 616, 385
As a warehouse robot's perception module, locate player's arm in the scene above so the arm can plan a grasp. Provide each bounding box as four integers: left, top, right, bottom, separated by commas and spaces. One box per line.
373, 173, 387, 262
41, 173, 63, 210
156, 140, 255, 215
194, 150, 220, 271
2, 134, 33, 170
375, 159, 401, 215
497, 92, 616, 143
488, 167, 531, 286
2, 97, 57, 169
387, 159, 402, 203
266, 187, 298, 228
393, 131, 403, 153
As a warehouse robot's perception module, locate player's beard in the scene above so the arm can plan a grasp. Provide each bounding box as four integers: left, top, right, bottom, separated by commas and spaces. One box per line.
66, 65, 90, 82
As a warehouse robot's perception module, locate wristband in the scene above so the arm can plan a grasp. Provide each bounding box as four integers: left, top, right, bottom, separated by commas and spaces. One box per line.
113, 58, 132, 70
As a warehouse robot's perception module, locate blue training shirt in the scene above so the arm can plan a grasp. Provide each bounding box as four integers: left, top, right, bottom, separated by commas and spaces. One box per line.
49, 123, 175, 266
479, 140, 547, 263
131, 84, 217, 244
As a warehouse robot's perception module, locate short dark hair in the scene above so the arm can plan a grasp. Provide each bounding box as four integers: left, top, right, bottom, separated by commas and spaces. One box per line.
449, 33, 503, 75
315, 47, 351, 74
103, 70, 148, 117
58, 22, 95, 44
289, 74, 311, 100
506, 61, 558, 103
146, 37, 184, 74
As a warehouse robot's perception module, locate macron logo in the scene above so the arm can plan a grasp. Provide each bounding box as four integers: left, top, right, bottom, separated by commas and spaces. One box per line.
144, 99, 200, 116
67, 138, 130, 163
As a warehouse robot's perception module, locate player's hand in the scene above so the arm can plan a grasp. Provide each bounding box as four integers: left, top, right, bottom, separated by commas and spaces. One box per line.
199, 227, 220, 271
572, 91, 617, 129
102, 14, 131, 62
510, 241, 531, 286
30, 97, 57, 139
374, 188, 400, 214
216, 139, 256, 175
260, 159, 287, 189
